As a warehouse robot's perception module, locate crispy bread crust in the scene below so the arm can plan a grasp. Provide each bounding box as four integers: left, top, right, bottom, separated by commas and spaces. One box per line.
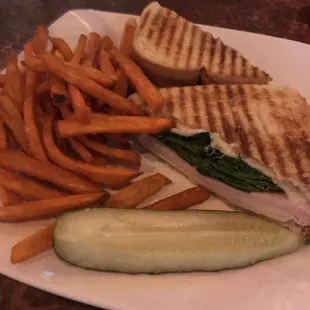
133, 2, 271, 87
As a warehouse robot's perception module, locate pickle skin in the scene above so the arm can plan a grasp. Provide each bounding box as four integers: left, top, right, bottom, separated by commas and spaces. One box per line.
53, 208, 305, 274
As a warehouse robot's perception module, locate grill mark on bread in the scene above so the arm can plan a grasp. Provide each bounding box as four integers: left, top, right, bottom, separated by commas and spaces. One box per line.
147, 8, 163, 40
226, 85, 250, 156
174, 19, 188, 66
236, 86, 258, 158
231, 50, 237, 76
265, 93, 289, 178
186, 25, 197, 68
223, 85, 239, 143
237, 126, 251, 156
248, 65, 255, 80
273, 94, 307, 182
197, 32, 207, 67
166, 16, 179, 56
219, 43, 227, 75
271, 136, 285, 171
226, 84, 234, 100
208, 37, 217, 69
241, 56, 247, 77
164, 88, 174, 116
140, 10, 151, 31
239, 85, 268, 164
190, 87, 201, 128
155, 10, 171, 48
203, 89, 216, 132
179, 87, 188, 124
286, 139, 305, 182
214, 85, 231, 142
252, 66, 259, 78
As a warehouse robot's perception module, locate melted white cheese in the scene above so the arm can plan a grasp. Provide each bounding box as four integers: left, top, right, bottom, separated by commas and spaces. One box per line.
210, 133, 240, 158
170, 126, 207, 137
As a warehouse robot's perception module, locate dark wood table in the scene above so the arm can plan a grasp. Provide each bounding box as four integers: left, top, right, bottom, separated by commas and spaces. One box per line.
0, 0, 310, 309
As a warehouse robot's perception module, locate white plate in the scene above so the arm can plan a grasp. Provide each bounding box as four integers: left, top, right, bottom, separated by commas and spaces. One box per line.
1, 9, 310, 310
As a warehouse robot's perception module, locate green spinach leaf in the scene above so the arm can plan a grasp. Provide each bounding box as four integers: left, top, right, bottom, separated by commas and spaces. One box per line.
154, 131, 283, 193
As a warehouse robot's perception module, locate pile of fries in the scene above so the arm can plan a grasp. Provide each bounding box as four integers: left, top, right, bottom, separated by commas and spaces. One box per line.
0, 19, 211, 265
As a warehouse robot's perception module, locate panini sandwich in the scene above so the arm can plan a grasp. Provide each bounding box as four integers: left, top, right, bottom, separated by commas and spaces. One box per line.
132, 2, 271, 86
129, 84, 310, 233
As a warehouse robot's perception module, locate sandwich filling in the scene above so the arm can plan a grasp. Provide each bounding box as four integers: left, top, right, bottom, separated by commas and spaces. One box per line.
154, 131, 283, 193
129, 84, 310, 226
154, 128, 310, 210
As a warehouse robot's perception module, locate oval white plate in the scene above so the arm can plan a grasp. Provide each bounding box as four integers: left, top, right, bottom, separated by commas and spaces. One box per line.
1, 9, 310, 310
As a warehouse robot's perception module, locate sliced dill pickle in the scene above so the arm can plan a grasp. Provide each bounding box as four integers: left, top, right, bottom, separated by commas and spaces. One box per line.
53, 208, 305, 274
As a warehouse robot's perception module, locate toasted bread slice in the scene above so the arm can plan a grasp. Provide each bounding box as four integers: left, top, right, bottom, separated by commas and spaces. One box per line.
129, 84, 310, 198
132, 2, 271, 86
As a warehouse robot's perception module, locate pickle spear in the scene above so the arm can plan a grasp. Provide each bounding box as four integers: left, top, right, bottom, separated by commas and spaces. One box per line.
53, 209, 305, 274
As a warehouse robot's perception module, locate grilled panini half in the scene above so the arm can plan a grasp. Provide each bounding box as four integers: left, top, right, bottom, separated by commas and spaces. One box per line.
132, 2, 271, 87
129, 85, 310, 229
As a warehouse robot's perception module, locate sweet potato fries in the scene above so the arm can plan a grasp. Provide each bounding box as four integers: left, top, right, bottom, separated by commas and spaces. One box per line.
1, 23, 214, 266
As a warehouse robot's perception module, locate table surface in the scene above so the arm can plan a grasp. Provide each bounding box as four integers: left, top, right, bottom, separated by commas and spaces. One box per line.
0, 0, 310, 309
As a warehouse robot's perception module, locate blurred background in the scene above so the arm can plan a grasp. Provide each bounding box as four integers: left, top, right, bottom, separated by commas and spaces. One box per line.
1, 0, 310, 68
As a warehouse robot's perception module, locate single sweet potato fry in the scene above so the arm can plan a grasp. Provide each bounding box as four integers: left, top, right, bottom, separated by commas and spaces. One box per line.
99, 51, 118, 82
145, 186, 212, 210
31, 24, 49, 56
83, 32, 101, 67
99, 36, 114, 52
0, 150, 101, 194
105, 173, 171, 209
120, 18, 137, 56
49, 36, 74, 61
5, 52, 24, 113
0, 94, 29, 153
0, 187, 22, 207
68, 137, 93, 163
11, 224, 54, 264
0, 192, 108, 222
57, 114, 174, 137
65, 62, 113, 87
0, 167, 62, 200
110, 48, 164, 112
0, 119, 7, 150
49, 50, 69, 106
24, 69, 48, 161
112, 68, 128, 98
67, 84, 91, 124
23, 41, 47, 72
78, 135, 141, 166
41, 52, 143, 115
24, 67, 38, 97
42, 112, 140, 187
72, 34, 87, 64
60, 45, 92, 124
